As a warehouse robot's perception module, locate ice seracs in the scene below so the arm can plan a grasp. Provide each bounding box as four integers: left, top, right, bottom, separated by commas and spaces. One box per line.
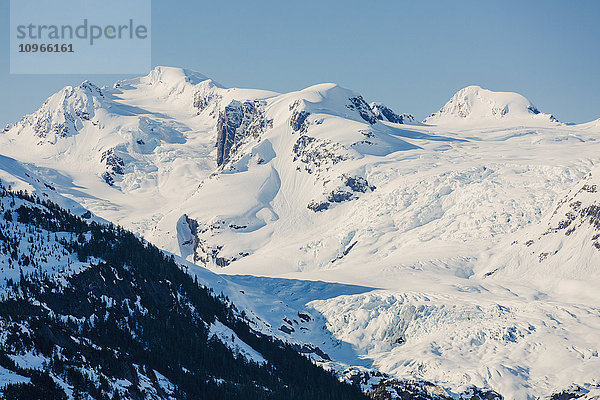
481, 167, 600, 290
423, 85, 559, 125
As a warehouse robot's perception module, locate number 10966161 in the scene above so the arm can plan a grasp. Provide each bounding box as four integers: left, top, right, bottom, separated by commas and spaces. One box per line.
18, 43, 74, 53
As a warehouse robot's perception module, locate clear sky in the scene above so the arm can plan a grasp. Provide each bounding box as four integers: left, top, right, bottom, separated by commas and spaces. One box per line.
1, 0, 599, 127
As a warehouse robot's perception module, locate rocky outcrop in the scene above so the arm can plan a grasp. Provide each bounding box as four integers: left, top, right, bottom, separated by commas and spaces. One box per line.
344, 175, 376, 193
290, 109, 311, 133
100, 148, 124, 186
369, 102, 416, 124
308, 175, 375, 212
307, 200, 330, 212
178, 214, 251, 267
216, 100, 272, 166
292, 136, 352, 175
193, 81, 222, 116
193, 90, 220, 113
347, 96, 378, 124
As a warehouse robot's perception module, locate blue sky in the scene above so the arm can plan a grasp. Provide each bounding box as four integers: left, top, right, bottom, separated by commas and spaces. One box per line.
1, 0, 599, 126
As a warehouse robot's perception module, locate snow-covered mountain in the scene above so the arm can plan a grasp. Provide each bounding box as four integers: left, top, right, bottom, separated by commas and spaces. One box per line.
0, 66, 429, 270
423, 85, 559, 125
2, 66, 600, 399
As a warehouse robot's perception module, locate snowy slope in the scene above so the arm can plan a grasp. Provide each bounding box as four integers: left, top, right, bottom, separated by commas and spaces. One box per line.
0, 154, 103, 222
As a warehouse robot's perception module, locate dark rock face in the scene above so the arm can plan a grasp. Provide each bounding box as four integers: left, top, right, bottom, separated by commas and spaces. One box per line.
101, 172, 114, 186
527, 105, 559, 122
216, 100, 272, 166
180, 214, 211, 265
101, 149, 124, 175
548, 386, 590, 400
297, 312, 312, 322
292, 136, 315, 159
278, 324, 295, 334
307, 200, 330, 212
347, 96, 378, 124
213, 251, 249, 267
79, 80, 103, 98
370, 102, 416, 124
180, 215, 250, 267
100, 148, 125, 185
327, 190, 354, 203
33, 118, 70, 139
216, 101, 245, 166
308, 175, 375, 212
495, 172, 600, 273
180, 213, 200, 252
294, 344, 331, 361
345, 175, 376, 193
331, 241, 359, 263
290, 109, 311, 133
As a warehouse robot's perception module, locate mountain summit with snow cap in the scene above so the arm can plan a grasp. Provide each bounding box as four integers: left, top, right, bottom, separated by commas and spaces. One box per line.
423, 85, 559, 125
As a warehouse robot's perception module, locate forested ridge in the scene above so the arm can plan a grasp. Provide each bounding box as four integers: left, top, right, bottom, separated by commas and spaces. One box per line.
0, 182, 368, 400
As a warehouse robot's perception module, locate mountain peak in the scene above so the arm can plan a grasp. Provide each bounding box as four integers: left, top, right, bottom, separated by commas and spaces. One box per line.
145, 65, 210, 86
114, 65, 219, 92
424, 85, 558, 125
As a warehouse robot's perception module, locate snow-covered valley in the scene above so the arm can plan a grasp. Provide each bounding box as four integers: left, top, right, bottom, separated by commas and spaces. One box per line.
2, 66, 600, 399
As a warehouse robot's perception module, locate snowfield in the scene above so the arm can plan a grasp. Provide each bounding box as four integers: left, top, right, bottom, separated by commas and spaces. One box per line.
2, 66, 600, 399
